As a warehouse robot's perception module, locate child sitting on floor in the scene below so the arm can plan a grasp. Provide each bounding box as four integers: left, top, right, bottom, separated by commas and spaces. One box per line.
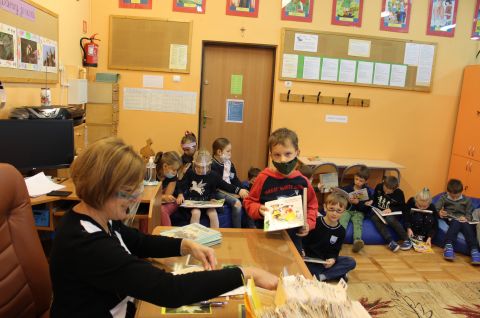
404, 187, 438, 247
434, 178, 480, 265
303, 191, 356, 282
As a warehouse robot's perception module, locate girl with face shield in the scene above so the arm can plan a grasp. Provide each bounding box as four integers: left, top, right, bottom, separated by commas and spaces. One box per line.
49, 138, 278, 317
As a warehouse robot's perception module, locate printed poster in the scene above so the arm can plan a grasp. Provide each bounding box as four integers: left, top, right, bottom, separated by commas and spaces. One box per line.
0, 23, 17, 68
281, 0, 314, 23
226, 99, 244, 123
17, 29, 40, 71
40, 38, 58, 73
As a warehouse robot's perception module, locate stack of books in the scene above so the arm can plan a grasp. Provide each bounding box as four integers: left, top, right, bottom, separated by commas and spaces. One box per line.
160, 223, 222, 247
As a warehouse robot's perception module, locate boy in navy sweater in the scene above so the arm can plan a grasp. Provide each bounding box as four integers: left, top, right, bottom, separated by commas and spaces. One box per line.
303, 191, 356, 282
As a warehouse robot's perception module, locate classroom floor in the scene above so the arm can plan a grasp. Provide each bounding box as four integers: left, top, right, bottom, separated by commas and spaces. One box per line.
343, 244, 480, 283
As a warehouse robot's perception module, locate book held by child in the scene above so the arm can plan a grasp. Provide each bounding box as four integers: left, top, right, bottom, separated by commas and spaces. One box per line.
264, 195, 304, 232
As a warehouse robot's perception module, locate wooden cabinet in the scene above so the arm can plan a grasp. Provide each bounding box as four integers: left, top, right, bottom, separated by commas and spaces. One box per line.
86, 82, 119, 145
448, 65, 480, 197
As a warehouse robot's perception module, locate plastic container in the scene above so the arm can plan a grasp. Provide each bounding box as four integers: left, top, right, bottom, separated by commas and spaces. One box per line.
144, 156, 157, 184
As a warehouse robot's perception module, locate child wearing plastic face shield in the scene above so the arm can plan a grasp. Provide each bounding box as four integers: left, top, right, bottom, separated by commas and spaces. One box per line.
177, 150, 241, 228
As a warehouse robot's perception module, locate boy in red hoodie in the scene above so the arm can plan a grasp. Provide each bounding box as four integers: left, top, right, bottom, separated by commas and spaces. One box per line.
243, 128, 318, 253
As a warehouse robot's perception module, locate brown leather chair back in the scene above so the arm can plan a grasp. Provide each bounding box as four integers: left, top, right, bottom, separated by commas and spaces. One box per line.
0, 164, 51, 318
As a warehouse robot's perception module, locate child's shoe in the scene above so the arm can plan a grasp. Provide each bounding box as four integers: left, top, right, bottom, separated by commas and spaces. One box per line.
352, 239, 364, 253
388, 241, 400, 252
400, 240, 412, 251
471, 249, 480, 265
443, 243, 455, 260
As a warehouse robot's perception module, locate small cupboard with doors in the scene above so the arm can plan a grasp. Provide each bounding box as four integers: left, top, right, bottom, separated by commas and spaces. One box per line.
448, 65, 480, 197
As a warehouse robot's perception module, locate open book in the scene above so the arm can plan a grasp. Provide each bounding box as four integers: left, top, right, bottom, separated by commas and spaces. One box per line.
160, 223, 222, 247
410, 238, 434, 254
348, 188, 370, 201
302, 257, 327, 264
180, 199, 225, 209
264, 195, 304, 232
445, 213, 479, 225
371, 207, 402, 224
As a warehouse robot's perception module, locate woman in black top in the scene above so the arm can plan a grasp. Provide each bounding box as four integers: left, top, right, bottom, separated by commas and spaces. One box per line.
49, 137, 277, 318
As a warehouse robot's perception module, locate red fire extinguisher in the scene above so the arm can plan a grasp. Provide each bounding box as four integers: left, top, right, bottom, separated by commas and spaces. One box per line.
80, 34, 100, 67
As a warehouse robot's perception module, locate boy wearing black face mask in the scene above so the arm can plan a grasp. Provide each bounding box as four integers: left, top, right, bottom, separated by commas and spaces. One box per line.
243, 128, 318, 253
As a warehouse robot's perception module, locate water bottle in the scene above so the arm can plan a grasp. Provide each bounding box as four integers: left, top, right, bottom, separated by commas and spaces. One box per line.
145, 156, 156, 184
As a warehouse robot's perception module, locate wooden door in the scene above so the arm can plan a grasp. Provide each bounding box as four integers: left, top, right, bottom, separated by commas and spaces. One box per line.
447, 154, 470, 191
199, 44, 275, 180
452, 66, 480, 159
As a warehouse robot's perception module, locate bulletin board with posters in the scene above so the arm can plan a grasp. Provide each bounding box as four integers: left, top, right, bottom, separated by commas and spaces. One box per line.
279, 28, 437, 92
0, 0, 59, 83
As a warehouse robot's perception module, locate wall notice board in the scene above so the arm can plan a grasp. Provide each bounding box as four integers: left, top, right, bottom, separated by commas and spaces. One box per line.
280, 28, 437, 92
109, 15, 192, 73
0, 1, 59, 83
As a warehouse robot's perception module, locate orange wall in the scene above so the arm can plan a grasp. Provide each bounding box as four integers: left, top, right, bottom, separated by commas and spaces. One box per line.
0, 0, 90, 118
2, 1, 479, 198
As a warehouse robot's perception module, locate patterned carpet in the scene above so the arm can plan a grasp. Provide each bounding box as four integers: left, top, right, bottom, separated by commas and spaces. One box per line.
348, 282, 480, 318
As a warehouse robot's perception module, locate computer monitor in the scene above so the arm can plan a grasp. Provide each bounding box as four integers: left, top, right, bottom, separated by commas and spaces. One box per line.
0, 119, 74, 173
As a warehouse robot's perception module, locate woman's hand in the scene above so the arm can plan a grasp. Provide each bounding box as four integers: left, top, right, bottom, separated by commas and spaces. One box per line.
180, 239, 217, 271
176, 194, 185, 205
241, 267, 278, 290
239, 189, 249, 199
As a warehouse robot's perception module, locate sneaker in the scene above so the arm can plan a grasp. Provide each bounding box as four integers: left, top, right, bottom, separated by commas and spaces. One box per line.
400, 240, 413, 251
388, 241, 400, 252
471, 249, 480, 265
443, 244, 455, 260
340, 273, 349, 283
352, 239, 364, 253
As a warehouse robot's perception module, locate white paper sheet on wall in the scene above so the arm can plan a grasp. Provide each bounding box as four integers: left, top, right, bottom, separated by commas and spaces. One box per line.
415, 44, 435, 86
123, 88, 196, 114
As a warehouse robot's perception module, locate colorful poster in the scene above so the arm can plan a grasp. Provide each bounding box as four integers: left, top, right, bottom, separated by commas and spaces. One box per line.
281, 0, 314, 23
173, 0, 206, 14
226, 99, 244, 123
331, 0, 363, 27
0, 23, 17, 69
380, 0, 411, 33
471, 0, 480, 40
426, 0, 458, 37
226, 0, 259, 18
40, 38, 58, 73
17, 29, 39, 71
119, 0, 152, 9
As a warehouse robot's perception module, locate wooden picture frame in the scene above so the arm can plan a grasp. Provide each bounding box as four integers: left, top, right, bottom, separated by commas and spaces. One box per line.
119, 0, 152, 9
426, 0, 458, 37
380, 0, 411, 33
173, 0, 206, 14
471, 0, 480, 40
331, 0, 363, 27
226, 0, 259, 18
281, 0, 314, 23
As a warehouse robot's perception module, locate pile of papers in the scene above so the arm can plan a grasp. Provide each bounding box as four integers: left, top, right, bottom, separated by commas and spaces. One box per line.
24, 172, 65, 197
160, 223, 222, 247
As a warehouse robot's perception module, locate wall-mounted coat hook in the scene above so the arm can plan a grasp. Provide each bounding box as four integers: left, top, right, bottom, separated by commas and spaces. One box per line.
347, 92, 351, 106
316, 92, 321, 103
331, 98, 335, 104
287, 90, 291, 102
302, 95, 305, 102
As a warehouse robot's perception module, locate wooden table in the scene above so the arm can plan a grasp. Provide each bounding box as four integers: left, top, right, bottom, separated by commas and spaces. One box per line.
135, 227, 312, 318
298, 156, 404, 169
30, 179, 163, 233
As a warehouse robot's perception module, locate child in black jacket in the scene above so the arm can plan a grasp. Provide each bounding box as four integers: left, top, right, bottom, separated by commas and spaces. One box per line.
404, 187, 438, 246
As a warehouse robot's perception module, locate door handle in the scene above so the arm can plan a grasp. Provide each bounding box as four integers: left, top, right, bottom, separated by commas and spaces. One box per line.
202, 109, 213, 128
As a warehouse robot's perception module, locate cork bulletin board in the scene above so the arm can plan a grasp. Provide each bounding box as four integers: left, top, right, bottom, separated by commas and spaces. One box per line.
0, 0, 59, 83
280, 28, 437, 92
109, 15, 192, 73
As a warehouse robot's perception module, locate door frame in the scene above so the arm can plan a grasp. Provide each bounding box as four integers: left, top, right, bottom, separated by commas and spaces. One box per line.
198, 41, 277, 168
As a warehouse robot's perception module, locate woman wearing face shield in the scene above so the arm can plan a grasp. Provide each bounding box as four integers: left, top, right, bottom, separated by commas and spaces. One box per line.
49, 138, 278, 318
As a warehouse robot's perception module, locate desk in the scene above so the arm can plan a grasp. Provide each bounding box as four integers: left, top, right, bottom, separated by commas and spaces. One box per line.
30, 179, 163, 233
136, 227, 311, 318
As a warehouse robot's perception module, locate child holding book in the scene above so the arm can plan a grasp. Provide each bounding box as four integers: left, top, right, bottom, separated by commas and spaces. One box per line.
404, 187, 438, 246
434, 179, 480, 264
211, 137, 249, 228
303, 191, 356, 282
244, 128, 318, 253
339, 165, 373, 253
176, 150, 243, 228
367, 176, 412, 252
154, 151, 182, 226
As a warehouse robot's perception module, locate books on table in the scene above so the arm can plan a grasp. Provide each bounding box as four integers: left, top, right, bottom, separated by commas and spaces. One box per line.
160, 223, 222, 247
264, 195, 304, 232
180, 198, 225, 209
371, 207, 402, 224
